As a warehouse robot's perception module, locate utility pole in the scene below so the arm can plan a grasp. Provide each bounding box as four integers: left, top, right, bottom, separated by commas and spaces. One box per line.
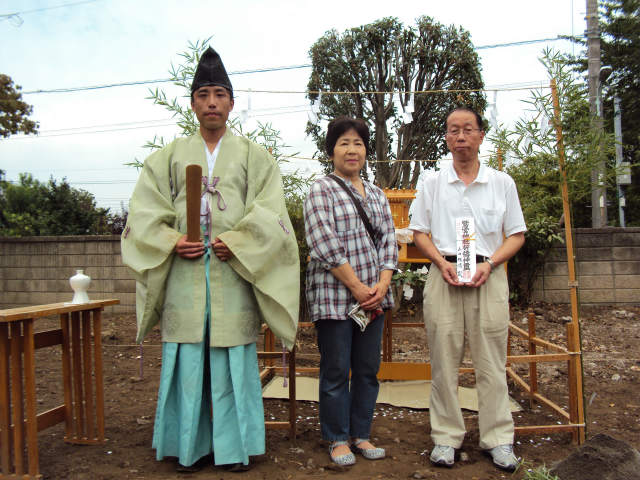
614, 97, 628, 227
586, 0, 607, 227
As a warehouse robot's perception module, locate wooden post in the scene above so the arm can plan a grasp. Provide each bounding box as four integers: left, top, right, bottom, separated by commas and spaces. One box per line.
383, 310, 393, 362
71, 311, 84, 439
0, 324, 10, 475
186, 164, 203, 242
527, 310, 538, 409
92, 309, 105, 442
23, 320, 39, 477
264, 329, 275, 368
60, 313, 74, 439
9, 323, 24, 475
288, 346, 296, 441
81, 311, 94, 440
550, 78, 586, 444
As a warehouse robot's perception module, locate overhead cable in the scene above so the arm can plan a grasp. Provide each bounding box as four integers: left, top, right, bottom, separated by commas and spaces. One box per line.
0, 0, 100, 18
21, 36, 575, 95
22, 64, 313, 95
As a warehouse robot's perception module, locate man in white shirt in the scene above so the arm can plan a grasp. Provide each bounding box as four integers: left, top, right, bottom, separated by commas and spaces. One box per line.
409, 107, 526, 471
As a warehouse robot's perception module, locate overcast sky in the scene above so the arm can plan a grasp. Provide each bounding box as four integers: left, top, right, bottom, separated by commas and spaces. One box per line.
0, 0, 586, 213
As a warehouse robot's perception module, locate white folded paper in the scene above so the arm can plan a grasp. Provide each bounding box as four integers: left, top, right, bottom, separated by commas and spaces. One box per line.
456, 217, 476, 283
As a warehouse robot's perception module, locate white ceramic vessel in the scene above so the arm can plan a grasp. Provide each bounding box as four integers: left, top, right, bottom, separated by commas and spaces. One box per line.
69, 269, 91, 304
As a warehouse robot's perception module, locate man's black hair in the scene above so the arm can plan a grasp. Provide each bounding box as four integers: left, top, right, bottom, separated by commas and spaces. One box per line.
445, 107, 485, 131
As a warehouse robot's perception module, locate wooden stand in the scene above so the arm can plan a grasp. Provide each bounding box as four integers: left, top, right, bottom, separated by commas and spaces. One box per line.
507, 311, 585, 440
258, 327, 297, 440
383, 189, 431, 263
0, 300, 119, 479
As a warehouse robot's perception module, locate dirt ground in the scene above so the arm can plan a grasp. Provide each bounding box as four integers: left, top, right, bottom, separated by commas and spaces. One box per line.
30, 303, 640, 480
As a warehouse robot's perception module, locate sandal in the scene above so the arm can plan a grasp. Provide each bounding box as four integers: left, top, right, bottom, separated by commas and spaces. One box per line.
351, 438, 385, 460
329, 440, 356, 466
176, 463, 202, 473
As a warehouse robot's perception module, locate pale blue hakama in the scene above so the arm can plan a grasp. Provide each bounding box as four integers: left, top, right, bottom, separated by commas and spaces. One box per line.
152, 248, 265, 467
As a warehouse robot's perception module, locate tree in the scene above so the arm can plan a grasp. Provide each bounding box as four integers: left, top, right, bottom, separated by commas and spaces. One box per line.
0, 74, 38, 138
568, 0, 640, 225
306, 16, 485, 188
0, 173, 123, 236
489, 50, 616, 302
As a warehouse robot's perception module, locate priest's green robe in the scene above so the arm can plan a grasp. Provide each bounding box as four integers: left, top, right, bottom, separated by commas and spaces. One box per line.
121, 129, 299, 467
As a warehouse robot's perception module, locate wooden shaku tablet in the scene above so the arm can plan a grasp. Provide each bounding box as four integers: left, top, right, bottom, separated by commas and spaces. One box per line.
185, 164, 203, 242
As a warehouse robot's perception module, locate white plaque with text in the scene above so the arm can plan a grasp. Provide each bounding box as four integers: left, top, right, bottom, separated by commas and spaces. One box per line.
456, 217, 476, 283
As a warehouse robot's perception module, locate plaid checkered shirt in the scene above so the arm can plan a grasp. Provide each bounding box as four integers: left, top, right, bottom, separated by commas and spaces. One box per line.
304, 176, 398, 322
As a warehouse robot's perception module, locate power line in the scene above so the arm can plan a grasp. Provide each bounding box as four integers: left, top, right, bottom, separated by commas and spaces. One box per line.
475, 36, 577, 50
36, 118, 173, 133
21, 36, 576, 96
22, 64, 314, 95
2, 122, 179, 139
0, 0, 100, 19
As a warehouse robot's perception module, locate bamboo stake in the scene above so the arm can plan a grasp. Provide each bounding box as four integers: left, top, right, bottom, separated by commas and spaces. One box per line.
550, 78, 586, 444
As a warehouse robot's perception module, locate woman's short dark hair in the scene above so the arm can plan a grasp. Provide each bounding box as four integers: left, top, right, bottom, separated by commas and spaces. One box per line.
325, 116, 371, 157
445, 107, 485, 131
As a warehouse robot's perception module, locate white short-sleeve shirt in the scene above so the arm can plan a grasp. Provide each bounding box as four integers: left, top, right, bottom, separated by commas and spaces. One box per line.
408, 162, 526, 257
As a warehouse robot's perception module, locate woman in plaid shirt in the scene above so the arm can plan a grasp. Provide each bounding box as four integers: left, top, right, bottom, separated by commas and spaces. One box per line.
304, 117, 397, 466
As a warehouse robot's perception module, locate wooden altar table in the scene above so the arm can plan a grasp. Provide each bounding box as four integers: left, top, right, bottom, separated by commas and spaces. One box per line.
0, 299, 119, 479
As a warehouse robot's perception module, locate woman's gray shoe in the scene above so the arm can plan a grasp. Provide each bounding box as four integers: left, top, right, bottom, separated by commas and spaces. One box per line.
488, 444, 520, 471
329, 441, 356, 466
430, 445, 455, 467
352, 438, 386, 460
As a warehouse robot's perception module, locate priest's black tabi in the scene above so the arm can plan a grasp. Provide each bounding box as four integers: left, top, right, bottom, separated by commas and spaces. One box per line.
191, 47, 233, 96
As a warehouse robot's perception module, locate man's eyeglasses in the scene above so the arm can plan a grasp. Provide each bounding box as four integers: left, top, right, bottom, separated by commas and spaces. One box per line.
446, 128, 482, 136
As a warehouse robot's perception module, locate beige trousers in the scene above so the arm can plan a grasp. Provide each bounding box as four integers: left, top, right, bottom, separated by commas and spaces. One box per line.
423, 265, 514, 450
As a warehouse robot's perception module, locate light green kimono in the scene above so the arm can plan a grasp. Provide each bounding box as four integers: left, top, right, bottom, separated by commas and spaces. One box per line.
121, 129, 299, 349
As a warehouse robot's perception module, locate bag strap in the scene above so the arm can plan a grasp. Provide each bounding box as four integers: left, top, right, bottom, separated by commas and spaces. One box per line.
328, 174, 377, 247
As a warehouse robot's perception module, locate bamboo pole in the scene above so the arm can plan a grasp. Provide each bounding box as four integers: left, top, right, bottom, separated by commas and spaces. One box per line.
550, 78, 586, 444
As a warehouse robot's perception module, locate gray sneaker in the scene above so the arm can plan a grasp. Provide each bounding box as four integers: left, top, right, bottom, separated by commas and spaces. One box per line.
430, 445, 455, 467
488, 444, 519, 471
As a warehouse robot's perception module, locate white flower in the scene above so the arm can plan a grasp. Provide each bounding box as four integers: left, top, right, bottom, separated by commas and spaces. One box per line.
402, 284, 414, 300
417, 265, 429, 275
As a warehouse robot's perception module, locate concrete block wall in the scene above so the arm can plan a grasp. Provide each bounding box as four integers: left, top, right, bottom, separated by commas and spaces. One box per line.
531, 227, 640, 305
1, 229, 639, 312
0, 235, 134, 314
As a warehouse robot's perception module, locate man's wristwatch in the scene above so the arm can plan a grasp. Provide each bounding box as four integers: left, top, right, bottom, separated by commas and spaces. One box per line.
486, 258, 496, 271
